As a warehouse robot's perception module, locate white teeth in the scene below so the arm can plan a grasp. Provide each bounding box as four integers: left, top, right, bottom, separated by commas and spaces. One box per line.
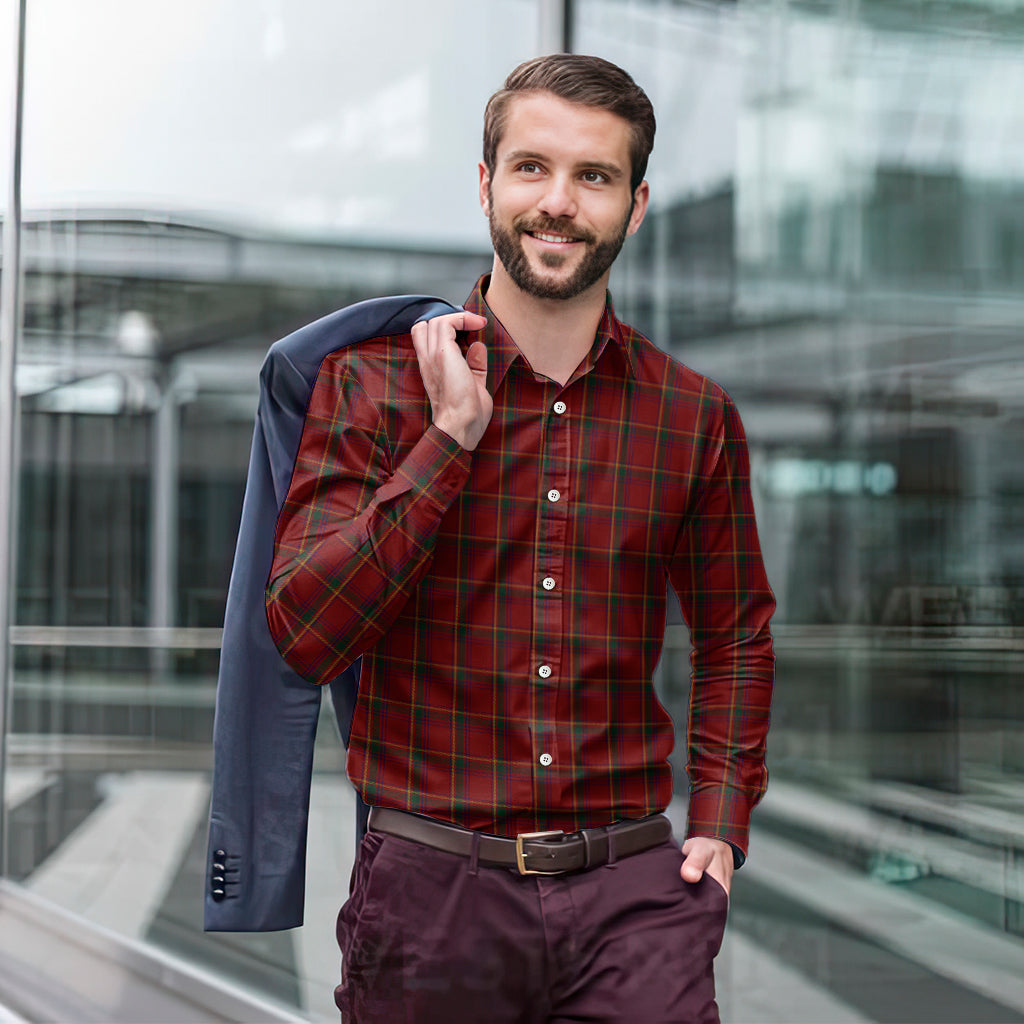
533, 232, 575, 244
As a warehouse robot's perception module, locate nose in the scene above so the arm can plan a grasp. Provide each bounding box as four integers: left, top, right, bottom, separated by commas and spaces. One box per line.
536, 174, 577, 220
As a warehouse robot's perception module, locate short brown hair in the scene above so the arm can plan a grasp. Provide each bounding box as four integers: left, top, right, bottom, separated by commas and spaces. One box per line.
483, 54, 656, 193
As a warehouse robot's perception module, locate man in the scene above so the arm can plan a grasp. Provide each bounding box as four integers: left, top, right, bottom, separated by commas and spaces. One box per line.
266, 54, 774, 1023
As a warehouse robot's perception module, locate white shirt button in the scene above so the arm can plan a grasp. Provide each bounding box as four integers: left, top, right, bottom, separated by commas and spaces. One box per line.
547, 489, 560, 503
542, 577, 556, 591
539, 753, 553, 767
553, 401, 567, 415
537, 664, 552, 679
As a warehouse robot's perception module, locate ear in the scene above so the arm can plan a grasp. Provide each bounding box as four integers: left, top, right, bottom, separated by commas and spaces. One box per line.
625, 180, 650, 237
478, 161, 492, 216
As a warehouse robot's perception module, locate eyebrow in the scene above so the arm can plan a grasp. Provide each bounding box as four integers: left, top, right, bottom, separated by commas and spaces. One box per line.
502, 150, 626, 181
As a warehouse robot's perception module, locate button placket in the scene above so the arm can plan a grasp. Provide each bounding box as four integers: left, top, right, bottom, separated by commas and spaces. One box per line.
532, 388, 571, 804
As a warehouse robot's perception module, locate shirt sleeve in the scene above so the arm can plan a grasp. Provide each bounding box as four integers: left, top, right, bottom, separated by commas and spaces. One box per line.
265, 358, 471, 684
668, 389, 776, 862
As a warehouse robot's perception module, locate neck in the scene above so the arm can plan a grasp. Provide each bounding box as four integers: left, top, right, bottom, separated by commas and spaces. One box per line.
483, 259, 608, 386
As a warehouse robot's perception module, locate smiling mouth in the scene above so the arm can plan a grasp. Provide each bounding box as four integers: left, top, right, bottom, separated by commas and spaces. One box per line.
527, 230, 581, 244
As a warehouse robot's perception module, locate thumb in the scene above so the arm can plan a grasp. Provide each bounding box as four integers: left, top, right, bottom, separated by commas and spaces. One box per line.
466, 340, 488, 379
680, 843, 711, 883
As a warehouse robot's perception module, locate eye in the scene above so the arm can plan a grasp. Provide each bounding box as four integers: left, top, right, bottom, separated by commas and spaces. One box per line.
581, 170, 608, 184
517, 162, 542, 175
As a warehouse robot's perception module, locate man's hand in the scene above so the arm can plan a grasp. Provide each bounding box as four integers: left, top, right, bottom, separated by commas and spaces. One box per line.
411, 311, 490, 451
680, 836, 734, 896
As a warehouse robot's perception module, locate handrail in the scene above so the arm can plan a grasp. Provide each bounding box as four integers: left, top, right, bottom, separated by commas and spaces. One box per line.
9, 625, 224, 648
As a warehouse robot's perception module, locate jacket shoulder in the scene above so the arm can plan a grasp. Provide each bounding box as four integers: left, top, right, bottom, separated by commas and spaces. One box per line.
268, 295, 459, 366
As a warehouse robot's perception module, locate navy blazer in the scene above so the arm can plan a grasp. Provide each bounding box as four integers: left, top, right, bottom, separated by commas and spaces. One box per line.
204, 294, 459, 932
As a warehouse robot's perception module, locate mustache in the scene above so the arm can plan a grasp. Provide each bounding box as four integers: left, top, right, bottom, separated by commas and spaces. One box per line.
513, 216, 595, 245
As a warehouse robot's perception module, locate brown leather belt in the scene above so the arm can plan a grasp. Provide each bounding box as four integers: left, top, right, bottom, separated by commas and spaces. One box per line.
368, 807, 673, 876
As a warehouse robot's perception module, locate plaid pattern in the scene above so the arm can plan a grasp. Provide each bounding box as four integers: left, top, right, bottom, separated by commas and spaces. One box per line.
267, 276, 775, 855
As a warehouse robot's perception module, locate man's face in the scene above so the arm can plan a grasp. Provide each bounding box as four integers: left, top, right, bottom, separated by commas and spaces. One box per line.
480, 92, 649, 302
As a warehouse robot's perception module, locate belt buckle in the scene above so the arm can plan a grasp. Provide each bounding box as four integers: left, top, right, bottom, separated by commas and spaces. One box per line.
515, 830, 565, 876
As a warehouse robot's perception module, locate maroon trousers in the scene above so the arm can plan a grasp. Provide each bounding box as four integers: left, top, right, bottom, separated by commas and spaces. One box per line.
335, 829, 729, 1023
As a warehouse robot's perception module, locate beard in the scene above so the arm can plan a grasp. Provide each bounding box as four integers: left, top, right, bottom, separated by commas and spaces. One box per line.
487, 188, 631, 301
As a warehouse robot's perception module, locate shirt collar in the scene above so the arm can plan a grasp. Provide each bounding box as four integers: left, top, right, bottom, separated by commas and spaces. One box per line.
461, 274, 637, 391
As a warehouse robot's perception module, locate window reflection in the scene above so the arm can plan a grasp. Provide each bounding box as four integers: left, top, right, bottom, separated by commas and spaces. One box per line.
581, 0, 1024, 1020
7, 2, 532, 1018
4, 0, 1024, 1019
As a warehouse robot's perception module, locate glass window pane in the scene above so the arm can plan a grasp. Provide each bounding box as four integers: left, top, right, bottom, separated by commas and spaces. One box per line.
10, 2, 539, 1019
22, 0, 538, 247
0, 1, 12, 215
575, 1, 1024, 1021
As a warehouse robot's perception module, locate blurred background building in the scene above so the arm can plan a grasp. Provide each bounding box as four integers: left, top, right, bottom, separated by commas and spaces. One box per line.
0, 0, 1023, 1021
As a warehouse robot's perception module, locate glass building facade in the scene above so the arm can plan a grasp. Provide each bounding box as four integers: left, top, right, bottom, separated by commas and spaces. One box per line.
1, 1, 1022, 1020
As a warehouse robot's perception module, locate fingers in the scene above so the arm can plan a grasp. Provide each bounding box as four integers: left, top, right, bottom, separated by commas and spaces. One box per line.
412, 314, 479, 383
453, 311, 488, 332
410, 311, 493, 452
411, 312, 487, 373
412, 310, 487, 343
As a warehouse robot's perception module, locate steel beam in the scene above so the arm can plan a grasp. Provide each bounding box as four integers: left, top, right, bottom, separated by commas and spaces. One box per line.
0, 0, 28, 879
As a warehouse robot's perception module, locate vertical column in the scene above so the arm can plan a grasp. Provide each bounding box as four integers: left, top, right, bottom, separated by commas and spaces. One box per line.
0, 0, 28, 878
149, 364, 179, 669
653, 208, 670, 348
962, 426, 995, 589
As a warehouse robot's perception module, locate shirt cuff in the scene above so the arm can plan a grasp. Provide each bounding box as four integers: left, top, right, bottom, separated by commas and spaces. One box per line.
685, 785, 755, 865
375, 423, 472, 511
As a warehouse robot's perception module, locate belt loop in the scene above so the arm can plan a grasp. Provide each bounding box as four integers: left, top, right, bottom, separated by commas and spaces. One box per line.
606, 828, 618, 869
581, 829, 593, 869
468, 831, 480, 877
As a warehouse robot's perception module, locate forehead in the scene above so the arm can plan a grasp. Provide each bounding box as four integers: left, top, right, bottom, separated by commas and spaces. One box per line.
497, 91, 632, 170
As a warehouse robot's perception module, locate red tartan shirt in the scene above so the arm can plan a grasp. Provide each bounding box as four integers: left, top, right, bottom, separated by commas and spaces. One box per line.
266, 276, 775, 857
